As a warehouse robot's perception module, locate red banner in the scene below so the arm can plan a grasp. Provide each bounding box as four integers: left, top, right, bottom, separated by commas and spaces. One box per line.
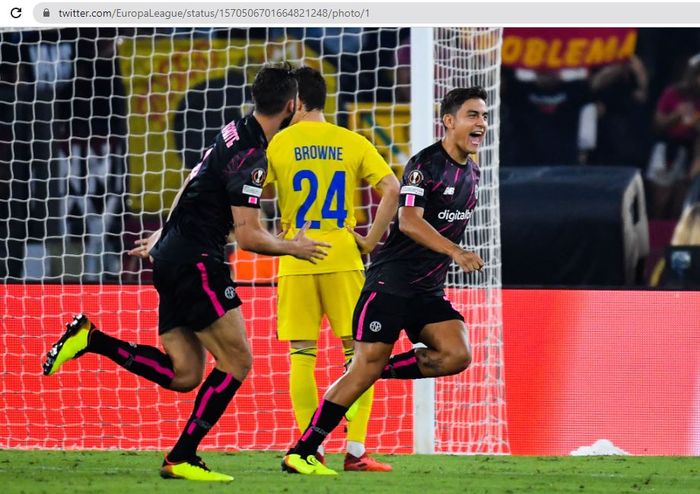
2, 286, 699, 455
503, 289, 700, 455
502, 28, 638, 70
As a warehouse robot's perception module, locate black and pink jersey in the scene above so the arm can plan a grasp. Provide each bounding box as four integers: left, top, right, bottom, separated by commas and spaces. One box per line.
365, 141, 480, 296
151, 115, 268, 263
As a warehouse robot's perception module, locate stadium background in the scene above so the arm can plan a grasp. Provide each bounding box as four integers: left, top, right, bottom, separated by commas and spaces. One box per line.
1, 27, 700, 456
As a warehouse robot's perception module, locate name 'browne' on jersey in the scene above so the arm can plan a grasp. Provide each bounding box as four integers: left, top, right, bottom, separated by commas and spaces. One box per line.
151, 115, 268, 263
364, 140, 480, 296
266, 120, 393, 276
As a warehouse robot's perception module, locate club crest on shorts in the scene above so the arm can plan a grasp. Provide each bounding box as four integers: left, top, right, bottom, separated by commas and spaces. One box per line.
407, 170, 424, 186
250, 168, 266, 186
224, 286, 236, 300
369, 321, 382, 332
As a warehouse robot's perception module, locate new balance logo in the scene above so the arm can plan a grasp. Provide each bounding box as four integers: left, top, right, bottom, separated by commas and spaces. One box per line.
443, 187, 455, 195
438, 209, 472, 222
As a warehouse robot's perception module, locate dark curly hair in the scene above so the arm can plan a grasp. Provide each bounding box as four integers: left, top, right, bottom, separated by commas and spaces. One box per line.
252, 62, 298, 115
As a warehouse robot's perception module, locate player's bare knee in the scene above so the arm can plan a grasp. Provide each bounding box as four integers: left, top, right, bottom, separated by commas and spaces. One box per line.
448, 345, 471, 374
217, 347, 253, 379
237, 354, 253, 378
170, 371, 203, 392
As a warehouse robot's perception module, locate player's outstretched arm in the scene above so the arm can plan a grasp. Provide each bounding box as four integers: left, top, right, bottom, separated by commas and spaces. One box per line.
398, 206, 483, 273
349, 173, 400, 254
231, 206, 330, 263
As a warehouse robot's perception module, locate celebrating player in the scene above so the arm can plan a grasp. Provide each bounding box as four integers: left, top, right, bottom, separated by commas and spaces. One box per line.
42, 63, 330, 482
266, 67, 399, 472
282, 87, 487, 475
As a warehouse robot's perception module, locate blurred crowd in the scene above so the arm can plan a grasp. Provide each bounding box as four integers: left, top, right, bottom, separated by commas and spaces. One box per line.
499, 29, 700, 223
496, 29, 700, 287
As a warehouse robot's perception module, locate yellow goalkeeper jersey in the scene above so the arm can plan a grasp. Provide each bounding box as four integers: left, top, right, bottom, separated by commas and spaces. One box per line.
266, 120, 393, 276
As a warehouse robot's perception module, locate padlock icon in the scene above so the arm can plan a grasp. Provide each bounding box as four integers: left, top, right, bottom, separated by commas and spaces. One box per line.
43, 8, 50, 17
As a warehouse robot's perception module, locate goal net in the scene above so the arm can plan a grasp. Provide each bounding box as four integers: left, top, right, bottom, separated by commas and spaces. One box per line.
0, 27, 508, 454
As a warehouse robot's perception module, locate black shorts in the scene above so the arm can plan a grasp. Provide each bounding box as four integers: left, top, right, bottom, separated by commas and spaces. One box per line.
352, 291, 464, 344
153, 258, 242, 335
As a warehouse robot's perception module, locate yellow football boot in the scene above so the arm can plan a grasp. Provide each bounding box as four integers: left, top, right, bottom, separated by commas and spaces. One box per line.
42, 314, 93, 376
160, 456, 233, 482
281, 453, 338, 475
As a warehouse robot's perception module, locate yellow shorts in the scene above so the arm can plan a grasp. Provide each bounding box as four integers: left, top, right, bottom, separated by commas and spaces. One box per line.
277, 270, 364, 341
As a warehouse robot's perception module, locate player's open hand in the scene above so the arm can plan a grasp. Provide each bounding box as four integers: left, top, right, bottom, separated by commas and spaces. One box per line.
127, 229, 161, 262
291, 221, 331, 263
347, 226, 375, 255
450, 247, 484, 273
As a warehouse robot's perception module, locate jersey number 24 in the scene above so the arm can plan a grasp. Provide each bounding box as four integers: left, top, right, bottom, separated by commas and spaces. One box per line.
293, 170, 347, 229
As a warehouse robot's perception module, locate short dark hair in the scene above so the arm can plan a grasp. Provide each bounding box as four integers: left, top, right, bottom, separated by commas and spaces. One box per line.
440, 86, 488, 120
251, 62, 298, 115
294, 66, 327, 111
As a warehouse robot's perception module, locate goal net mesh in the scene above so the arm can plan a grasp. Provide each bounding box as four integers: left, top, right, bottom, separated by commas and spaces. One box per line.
0, 27, 508, 454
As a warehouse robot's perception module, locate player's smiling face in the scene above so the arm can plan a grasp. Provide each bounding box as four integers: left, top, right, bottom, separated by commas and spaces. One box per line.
447, 98, 488, 155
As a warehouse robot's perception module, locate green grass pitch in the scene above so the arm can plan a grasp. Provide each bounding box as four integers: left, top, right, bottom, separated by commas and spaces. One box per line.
2, 450, 699, 494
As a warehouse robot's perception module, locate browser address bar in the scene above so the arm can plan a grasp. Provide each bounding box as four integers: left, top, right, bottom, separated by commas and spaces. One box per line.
36, 3, 373, 24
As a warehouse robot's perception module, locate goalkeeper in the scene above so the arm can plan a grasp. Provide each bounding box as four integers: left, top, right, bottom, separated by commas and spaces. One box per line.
42, 63, 329, 482
266, 67, 399, 472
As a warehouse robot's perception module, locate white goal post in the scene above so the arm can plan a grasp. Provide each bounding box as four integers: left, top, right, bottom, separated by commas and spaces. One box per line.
410, 27, 437, 454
